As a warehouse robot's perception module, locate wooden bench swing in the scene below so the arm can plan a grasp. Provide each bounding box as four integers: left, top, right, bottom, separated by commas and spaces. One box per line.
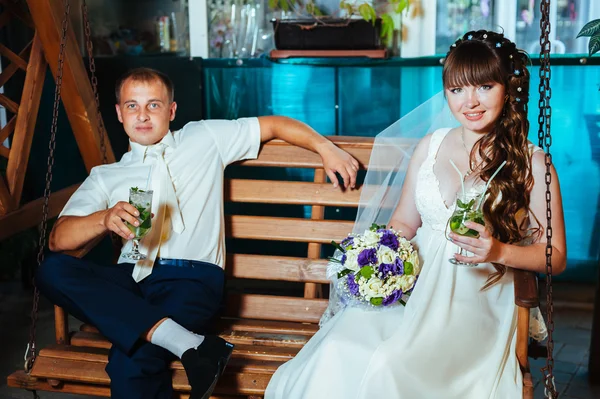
6, 0, 559, 398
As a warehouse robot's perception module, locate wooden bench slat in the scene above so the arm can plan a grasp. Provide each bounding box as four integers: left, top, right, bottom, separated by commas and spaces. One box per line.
80, 318, 320, 336
226, 294, 328, 324
8, 370, 111, 397
227, 215, 353, 243
240, 143, 374, 168
219, 318, 319, 335
69, 330, 300, 362
71, 328, 310, 351
226, 178, 362, 207
227, 254, 329, 283
30, 345, 281, 395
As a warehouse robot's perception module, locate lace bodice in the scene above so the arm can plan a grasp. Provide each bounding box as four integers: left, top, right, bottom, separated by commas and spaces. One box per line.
415, 128, 485, 232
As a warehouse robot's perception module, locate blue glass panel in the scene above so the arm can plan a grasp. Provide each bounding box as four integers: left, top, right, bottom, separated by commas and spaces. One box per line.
203, 58, 600, 282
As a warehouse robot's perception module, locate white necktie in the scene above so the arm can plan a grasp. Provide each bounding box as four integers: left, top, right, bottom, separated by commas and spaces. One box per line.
132, 143, 185, 282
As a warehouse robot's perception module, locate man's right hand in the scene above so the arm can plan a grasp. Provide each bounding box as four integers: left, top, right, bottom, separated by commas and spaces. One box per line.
102, 201, 140, 240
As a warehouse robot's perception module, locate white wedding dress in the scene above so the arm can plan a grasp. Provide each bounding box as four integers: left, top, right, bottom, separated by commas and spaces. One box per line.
265, 128, 543, 399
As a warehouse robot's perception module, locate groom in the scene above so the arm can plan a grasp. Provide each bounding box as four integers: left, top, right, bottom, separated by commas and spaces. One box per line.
35, 67, 359, 399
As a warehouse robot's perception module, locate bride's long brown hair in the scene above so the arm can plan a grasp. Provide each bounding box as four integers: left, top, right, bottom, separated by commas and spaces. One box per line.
443, 30, 538, 289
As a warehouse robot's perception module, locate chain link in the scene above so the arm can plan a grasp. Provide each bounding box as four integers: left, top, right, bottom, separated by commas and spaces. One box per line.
538, 0, 557, 398
24, 4, 71, 399
81, 0, 107, 164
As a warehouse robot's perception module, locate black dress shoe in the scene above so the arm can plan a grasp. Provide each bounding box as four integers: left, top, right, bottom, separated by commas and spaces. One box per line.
181, 335, 234, 399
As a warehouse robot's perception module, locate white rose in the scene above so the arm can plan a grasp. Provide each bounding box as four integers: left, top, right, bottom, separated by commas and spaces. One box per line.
399, 275, 417, 292
377, 245, 396, 266
409, 251, 421, 275
359, 277, 385, 299
344, 249, 361, 272
362, 230, 381, 247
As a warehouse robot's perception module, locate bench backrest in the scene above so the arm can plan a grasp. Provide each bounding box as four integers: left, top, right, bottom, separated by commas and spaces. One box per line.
222, 137, 375, 325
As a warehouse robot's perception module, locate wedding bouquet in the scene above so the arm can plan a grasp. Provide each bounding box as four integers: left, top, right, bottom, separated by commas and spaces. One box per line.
330, 224, 420, 307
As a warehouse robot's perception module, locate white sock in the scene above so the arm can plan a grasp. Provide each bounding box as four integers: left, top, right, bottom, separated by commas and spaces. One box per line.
150, 318, 205, 358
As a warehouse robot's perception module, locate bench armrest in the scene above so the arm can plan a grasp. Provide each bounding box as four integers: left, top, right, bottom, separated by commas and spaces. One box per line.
514, 269, 539, 308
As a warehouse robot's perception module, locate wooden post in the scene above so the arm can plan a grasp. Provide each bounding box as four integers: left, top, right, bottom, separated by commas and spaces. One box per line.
54, 305, 69, 345
304, 169, 326, 299
6, 32, 47, 206
25, 0, 115, 171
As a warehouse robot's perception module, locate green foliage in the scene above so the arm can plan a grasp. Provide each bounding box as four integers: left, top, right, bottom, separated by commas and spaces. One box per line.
370, 297, 383, 306
576, 18, 600, 56
271, 0, 413, 47
369, 223, 386, 231
359, 265, 374, 279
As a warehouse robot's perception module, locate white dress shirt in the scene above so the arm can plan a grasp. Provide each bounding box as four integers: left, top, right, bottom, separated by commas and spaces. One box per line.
60, 117, 261, 268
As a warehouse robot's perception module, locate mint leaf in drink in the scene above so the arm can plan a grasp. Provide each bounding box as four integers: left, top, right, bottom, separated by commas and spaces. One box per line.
139, 216, 151, 229
131, 187, 145, 193
457, 198, 466, 208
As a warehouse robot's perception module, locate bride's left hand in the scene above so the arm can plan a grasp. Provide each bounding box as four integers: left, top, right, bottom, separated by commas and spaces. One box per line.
448, 221, 504, 264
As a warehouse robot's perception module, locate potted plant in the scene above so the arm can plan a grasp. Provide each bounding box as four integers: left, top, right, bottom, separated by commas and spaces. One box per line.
576, 18, 600, 56
269, 0, 412, 51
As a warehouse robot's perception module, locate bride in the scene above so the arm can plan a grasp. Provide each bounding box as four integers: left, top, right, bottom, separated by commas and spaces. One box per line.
264, 30, 567, 399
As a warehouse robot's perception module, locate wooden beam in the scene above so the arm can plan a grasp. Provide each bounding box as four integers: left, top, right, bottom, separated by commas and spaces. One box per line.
0, 175, 14, 214
26, 0, 115, 171
0, 93, 19, 113
0, 115, 16, 143
0, 40, 33, 88
0, 0, 35, 28
0, 42, 28, 70
0, 11, 12, 30
0, 184, 79, 241
6, 32, 47, 205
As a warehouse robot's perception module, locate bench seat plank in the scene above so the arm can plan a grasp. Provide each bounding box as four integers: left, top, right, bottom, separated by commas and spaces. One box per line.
227, 179, 362, 207
227, 215, 353, 243
227, 254, 330, 283
29, 345, 282, 395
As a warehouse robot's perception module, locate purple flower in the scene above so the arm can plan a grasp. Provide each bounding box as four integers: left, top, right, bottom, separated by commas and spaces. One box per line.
382, 289, 403, 306
379, 232, 399, 251
341, 254, 347, 265
346, 274, 359, 296
378, 258, 404, 276
357, 248, 378, 267
341, 236, 354, 250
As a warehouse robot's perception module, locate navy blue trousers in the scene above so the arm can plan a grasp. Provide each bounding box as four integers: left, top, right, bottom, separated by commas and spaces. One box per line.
36, 253, 224, 399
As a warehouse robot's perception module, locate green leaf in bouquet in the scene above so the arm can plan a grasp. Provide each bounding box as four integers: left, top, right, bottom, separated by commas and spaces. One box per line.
404, 261, 414, 275
330, 240, 347, 253
370, 297, 383, 306
399, 299, 407, 306
328, 256, 342, 264
370, 223, 386, 232
359, 266, 374, 279
337, 269, 353, 279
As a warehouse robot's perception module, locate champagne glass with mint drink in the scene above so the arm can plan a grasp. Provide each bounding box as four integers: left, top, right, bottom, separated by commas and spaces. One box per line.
445, 194, 485, 267
122, 187, 153, 260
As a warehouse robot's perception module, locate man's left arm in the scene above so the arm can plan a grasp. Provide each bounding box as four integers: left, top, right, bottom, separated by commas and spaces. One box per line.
258, 116, 359, 188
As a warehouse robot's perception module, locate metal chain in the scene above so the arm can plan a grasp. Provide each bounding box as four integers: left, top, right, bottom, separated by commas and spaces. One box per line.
24, 2, 71, 396
81, 0, 107, 164
538, 0, 557, 398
